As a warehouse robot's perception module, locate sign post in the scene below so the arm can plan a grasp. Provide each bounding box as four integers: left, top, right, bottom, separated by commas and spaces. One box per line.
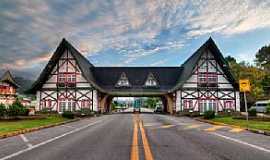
239, 79, 251, 128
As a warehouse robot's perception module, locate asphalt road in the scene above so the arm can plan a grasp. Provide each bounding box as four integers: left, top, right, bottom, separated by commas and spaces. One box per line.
0, 113, 270, 160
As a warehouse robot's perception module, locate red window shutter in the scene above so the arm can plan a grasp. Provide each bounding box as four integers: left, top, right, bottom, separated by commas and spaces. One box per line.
48, 100, 51, 108
225, 100, 234, 109
189, 100, 193, 108
184, 100, 187, 109
81, 101, 85, 108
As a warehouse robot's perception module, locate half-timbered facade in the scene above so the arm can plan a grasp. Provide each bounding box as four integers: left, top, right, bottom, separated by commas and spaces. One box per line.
0, 71, 19, 105
29, 37, 240, 114
30, 40, 99, 112
174, 43, 240, 113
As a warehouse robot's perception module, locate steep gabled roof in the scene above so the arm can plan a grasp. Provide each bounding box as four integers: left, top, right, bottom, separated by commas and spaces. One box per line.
92, 67, 182, 95
28, 39, 105, 93
0, 71, 20, 88
170, 37, 238, 92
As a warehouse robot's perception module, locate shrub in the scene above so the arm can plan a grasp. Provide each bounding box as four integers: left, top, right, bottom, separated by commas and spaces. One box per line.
248, 108, 257, 117
266, 105, 270, 114
74, 108, 95, 117
19, 107, 29, 116
40, 108, 51, 114
80, 108, 94, 116
203, 110, 215, 119
62, 111, 75, 119
190, 111, 201, 117
6, 100, 28, 117
37, 108, 58, 114
0, 103, 6, 117
7, 104, 21, 117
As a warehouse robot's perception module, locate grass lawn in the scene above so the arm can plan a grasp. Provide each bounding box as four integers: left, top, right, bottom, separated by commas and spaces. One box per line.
212, 116, 270, 131
0, 115, 68, 135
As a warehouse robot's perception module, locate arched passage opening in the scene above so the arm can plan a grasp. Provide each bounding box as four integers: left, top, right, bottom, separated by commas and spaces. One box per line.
101, 96, 171, 113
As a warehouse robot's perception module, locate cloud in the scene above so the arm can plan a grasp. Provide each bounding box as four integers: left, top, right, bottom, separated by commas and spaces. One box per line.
186, 0, 270, 36
121, 40, 184, 64
0, 0, 270, 78
150, 59, 168, 66
0, 52, 51, 70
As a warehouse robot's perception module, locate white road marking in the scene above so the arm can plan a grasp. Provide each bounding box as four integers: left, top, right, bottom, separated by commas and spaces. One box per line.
212, 132, 270, 153
0, 119, 103, 160
20, 134, 29, 143
177, 122, 188, 126
20, 134, 33, 148
157, 115, 195, 126
144, 123, 161, 127
61, 124, 76, 129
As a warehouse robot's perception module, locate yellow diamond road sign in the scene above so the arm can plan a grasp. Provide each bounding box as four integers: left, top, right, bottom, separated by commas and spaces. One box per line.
239, 79, 251, 92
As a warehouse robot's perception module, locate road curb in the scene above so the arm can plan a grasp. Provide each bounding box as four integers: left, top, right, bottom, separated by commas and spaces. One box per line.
195, 118, 270, 136
0, 118, 80, 139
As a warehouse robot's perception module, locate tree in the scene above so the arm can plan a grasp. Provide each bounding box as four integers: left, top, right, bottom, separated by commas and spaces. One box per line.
111, 101, 118, 110
225, 56, 267, 103
256, 44, 270, 72
145, 98, 159, 109
0, 104, 6, 117
262, 75, 270, 96
225, 56, 237, 64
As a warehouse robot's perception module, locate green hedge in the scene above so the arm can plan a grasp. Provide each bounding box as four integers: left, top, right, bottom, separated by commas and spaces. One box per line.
62, 111, 75, 119
266, 106, 270, 114
0, 104, 6, 117
37, 108, 58, 115
0, 100, 28, 117
204, 111, 215, 119
248, 108, 257, 117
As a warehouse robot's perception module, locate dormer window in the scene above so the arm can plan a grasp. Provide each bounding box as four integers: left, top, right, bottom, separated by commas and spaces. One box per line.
145, 73, 158, 87
116, 72, 130, 87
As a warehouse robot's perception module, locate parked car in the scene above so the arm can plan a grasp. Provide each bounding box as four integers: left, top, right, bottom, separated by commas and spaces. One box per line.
250, 100, 270, 113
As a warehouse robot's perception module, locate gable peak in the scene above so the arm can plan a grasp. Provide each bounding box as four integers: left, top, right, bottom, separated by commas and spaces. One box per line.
116, 72, 131, 87
145, 72, 158, 86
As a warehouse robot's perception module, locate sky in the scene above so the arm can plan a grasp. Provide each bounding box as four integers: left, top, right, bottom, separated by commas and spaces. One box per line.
0, 0, 270, 79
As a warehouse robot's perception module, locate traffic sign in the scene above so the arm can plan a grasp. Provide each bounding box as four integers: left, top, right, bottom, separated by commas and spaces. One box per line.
239, 79, 251, 92
239, 79, 250, 128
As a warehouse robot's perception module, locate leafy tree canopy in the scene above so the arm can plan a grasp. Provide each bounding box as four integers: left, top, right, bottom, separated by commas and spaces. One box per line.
255, 44, 270, 72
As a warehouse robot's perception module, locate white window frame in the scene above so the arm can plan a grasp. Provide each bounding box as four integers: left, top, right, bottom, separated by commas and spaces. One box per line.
116, 73, 130, 87
183, 99, 193, 110
224, 100, 234, 109
198, 74, 207, 83
59, 99, 76, 112
208, 74, 218, 83
145, 73, 158, 87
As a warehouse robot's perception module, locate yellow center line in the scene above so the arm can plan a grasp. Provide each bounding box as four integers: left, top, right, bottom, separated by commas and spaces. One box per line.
131, 114, 139, 160
139, 120, 154, 160
159, 124, 175, 129
204, 125, 225, 132
229, 128, 244, 133
184, 124, 201, 130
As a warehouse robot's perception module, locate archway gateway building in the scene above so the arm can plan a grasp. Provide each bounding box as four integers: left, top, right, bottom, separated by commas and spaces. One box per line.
29, 37, 240, 114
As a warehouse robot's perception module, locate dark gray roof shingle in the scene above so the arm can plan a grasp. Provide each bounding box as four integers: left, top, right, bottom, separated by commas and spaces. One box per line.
92, 67, 183, 94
